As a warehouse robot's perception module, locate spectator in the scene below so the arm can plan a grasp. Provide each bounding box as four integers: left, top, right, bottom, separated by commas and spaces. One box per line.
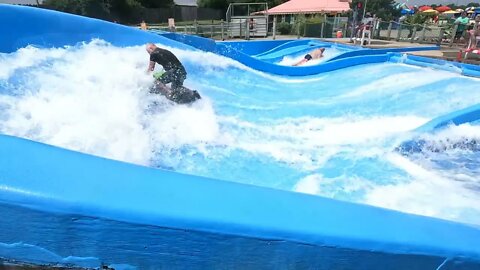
454, 12, 470, 45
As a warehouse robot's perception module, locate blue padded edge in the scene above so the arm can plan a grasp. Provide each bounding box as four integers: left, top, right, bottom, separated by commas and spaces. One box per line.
1, 5, 480, 267
1, 134, 480, 263
415, 103, 480, 132
161, 32, 390, 76
328, 45, 440, 62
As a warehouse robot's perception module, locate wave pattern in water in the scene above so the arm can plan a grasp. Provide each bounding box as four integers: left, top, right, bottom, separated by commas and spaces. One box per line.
1, 41, 480, 225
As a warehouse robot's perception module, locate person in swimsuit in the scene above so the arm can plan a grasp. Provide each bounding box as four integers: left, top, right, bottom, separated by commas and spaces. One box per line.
467, 15, 480, 49
293, 48, 325, 66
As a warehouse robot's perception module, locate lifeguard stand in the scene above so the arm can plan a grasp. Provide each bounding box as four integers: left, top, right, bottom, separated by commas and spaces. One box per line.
226, 2, 268, 39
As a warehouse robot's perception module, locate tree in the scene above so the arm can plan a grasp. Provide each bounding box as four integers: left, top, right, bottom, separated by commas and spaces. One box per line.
43, 0, 155, 22
197, 0, 229, 10
198, 0, 288, 10
137, 0, 173, 8
44, 0, 125, 16
350, 0, 400, 21
405, 13, 430, 24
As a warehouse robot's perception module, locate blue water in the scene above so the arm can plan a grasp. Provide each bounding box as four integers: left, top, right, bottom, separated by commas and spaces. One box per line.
0, 203, 453, 270
1, 41, 480, 225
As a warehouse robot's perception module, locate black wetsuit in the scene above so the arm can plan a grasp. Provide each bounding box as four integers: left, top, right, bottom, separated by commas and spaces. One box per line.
149, 48, 200, 104
150, 48, 187, 90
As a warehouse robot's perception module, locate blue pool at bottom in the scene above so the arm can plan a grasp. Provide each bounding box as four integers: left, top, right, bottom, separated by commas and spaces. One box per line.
1, 41, 480, 227
2, 202, 479, 270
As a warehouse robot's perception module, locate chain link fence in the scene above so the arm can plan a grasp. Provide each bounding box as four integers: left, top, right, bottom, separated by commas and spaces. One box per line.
286, 17, 348, 38
371, 20, 460, 46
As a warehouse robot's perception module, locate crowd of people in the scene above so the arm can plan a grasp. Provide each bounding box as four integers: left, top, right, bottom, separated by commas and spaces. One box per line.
354, 11, 480, 50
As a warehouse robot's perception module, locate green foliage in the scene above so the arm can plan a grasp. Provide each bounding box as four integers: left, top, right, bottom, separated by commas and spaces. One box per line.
404, 13, 430, 33
277, 22, 291, 35
43, 0, 106, 16
43, 0, 173, 21
198, 0, 229, 9
137, 0, 173, 8
350, 0, 400, 21
404, 13, 429, 25
198, 0, 288, 10
296, 15, 327, 36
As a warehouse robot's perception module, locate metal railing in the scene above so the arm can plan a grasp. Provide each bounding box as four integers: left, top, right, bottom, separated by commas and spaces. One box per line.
143, 19, 270, 40
372, 20, 461, 47
141, 18, 466, 47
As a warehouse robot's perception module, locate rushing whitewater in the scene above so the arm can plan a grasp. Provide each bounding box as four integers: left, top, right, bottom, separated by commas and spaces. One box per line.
1, 40, 480, 225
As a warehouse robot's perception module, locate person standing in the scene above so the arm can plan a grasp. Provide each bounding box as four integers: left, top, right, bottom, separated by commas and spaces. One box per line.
454, 12, 470, 45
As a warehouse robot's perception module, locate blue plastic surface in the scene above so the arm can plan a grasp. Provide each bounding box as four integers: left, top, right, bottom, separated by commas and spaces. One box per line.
1, 134, 480, 268
327, 45, 440, 62
415, 104, 480, 132
1, 4, 480, 269
160, 32, 391, 76
161, 33, 448, 77
0, 4, 193, 53
397, 104, 480, 153
391, 54, 480, 78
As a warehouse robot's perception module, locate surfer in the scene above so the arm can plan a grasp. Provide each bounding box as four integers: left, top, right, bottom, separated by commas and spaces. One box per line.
293, 48, 325, 66
145, 43, 200, 104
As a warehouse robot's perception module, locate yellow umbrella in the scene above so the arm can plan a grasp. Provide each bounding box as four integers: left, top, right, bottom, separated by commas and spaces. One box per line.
422, 9, 439, 14
442, 10, 459, 14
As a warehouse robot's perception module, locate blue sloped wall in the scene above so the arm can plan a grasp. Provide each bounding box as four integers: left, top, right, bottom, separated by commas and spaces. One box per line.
1, 4, 480, 269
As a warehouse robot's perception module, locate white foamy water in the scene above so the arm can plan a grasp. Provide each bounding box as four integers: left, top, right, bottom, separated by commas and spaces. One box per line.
367, 153, 480, 225
295, 123, 480, 225
339, 70, 457, 98
1, 40, 480, 226
0, 41, 231, 165
220, 115, 426, 170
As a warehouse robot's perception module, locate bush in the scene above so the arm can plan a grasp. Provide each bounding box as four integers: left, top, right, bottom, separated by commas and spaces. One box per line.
296, 16, 327, 36
277, 22, 292, 35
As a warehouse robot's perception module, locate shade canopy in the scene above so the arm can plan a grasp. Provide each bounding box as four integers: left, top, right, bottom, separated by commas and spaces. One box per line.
422, 9, 439, 14
264, 0, 351, 15
436, 6, 451, 12
418, 6, 433, 12
442, 10, 459, 14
